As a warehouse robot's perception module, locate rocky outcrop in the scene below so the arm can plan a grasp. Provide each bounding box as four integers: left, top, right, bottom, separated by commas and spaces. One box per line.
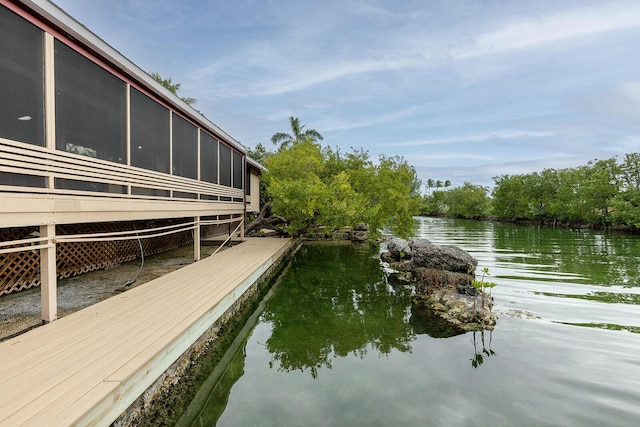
382, 238, 496, 331
409, 238, 477, 273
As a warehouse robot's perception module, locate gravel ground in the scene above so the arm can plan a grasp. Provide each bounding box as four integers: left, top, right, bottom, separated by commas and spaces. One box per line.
0, 243, 224, 342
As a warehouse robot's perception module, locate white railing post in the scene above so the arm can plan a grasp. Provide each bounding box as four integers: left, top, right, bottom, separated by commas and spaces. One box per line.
194, 216, 201, 261
40, 224, 57, 323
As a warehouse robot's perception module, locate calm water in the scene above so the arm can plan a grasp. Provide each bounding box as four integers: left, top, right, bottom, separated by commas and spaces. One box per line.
181, 218, 640, 426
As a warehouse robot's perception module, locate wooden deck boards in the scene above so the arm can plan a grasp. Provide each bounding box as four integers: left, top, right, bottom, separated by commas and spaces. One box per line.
0, 237, 292, 426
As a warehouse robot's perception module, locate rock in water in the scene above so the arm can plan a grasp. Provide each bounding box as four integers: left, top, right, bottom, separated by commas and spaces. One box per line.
386, 237, 412, 260
382, 237, 496, 331
409, 238, 477, 273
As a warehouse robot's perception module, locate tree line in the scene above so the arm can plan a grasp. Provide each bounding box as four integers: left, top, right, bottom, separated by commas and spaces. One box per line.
417, 153, 640, 230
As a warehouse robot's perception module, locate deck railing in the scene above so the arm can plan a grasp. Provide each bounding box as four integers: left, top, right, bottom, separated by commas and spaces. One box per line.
0, 138, 244, 201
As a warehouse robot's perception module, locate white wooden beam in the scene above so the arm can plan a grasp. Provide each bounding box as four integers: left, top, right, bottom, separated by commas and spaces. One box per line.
40, 224, 57, 323
44, 32, 56, 190
193, 216, 201, 262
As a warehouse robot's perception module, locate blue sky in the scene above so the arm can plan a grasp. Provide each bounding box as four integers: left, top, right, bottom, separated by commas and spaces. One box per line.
52, 0, 640, 190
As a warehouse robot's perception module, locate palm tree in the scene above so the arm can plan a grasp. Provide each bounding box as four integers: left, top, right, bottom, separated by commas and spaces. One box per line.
444, 180, 452, 188
436, 180, 443, 189
271, 116, 323, 149
426, 179, 435, 195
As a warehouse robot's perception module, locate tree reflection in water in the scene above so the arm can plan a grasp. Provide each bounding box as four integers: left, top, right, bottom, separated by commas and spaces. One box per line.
262, 243, 416, 378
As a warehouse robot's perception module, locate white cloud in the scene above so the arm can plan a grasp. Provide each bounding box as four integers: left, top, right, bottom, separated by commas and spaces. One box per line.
619, 81, 640, 105
207, 53, 428, 98
406, 152, 494, 162
571, 79, 640, 126
320, 103, 430, 132
612, 135, 640, 151
604, 81, 640, 124
456, 1, 640, 59
386, 130, 555, 147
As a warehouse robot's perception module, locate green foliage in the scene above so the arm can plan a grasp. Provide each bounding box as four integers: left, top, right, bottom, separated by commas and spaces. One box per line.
471, 267, 496, 316
490, 154, 640, 228
150, 72, 180, 94
610, 189, 640, 228
445, 183, 491, 218
417, 189, 446, 216
491, 175, 530, 219
609, 153, 640, 227
263, 130, 418, 238
264, 139, 326, 235
362, 155, 420, 236
570, 159, 620, 224
246, 143, 270, 165
418, 183, 491, 218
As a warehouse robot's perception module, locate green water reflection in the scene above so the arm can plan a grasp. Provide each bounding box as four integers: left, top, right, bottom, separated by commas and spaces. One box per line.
491, 223, 640, 287
415, 217, 640, 287
262, 243, 415, 377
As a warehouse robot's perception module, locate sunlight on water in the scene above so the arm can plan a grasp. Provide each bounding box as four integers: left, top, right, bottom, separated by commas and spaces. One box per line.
182, 218, 640, 426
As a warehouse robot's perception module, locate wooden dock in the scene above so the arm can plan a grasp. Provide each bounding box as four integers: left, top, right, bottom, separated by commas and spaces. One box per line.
0, 237, 292, 426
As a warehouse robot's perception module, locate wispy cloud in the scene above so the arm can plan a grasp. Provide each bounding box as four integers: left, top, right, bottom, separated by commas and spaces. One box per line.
118, 0, 191, 31
385, 130, 555, 147
404, 152, 495, 162
454, 1, 640, 59
200, 52, 428, 98
320, 103, 432, 132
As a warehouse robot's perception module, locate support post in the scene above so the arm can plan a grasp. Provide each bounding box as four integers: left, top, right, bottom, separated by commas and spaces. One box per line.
44, 33, 56, 190
40, 224, 57, 323
194, 216, 201, 262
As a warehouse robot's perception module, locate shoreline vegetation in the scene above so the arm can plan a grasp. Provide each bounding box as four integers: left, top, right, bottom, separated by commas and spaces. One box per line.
420, 213, 640, 234
417, 153, 640, 233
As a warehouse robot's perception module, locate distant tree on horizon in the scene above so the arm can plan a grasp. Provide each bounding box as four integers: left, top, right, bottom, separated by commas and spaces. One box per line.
426, 179, 435, 195
425, 178, 452, 196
